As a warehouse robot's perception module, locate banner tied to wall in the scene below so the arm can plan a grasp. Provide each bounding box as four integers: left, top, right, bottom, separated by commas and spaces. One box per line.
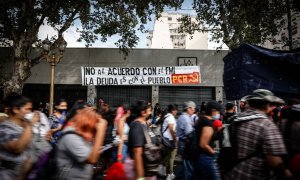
81, 66, 201, 86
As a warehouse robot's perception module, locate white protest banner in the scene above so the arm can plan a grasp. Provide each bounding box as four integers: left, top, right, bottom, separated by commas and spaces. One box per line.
81, 66, 201, 86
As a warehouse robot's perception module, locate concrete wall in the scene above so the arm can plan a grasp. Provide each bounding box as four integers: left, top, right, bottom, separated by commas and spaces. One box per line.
25, 48, 228, 87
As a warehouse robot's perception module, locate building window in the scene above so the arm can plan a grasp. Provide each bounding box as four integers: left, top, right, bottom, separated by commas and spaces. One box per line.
168, 17, 172, 21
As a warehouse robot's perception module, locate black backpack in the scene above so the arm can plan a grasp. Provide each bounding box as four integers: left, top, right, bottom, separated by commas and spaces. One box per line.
217, 113, 267, 174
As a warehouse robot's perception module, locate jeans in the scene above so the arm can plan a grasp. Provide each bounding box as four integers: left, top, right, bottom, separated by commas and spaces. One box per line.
183, 159, 194, 180
194, 153, 220, 180
178, 139, 194, 180
121, 142, 128, 162
178, 139, 185, 156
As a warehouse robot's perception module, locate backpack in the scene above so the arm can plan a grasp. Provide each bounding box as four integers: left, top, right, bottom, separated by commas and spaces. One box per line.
160, 114, 176, 149
217, 113, 267, 174
27, 131, 82, 180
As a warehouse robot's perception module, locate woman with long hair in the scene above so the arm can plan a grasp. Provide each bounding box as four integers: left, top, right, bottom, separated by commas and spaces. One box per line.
0, 94, 40, 180
116, 104, 131, 162
47, 99, 68, 145
55, 107, 107, 179
129, 100, 161, 180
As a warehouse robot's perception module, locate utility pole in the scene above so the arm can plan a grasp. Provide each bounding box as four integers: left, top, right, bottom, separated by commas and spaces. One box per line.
286, 0, 293, 50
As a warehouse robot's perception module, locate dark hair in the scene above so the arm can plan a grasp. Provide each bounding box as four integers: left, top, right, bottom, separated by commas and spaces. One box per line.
287, 99, 300, 106
0, 103, 4, 112
205, 100, 222, 115
167, 104, 178, 113
118, 103, 131, 113
132, 100, 151, 117
3, 94, 32, 115
248, 99, 269, 110
66, 100, 88, 121
55, 99, 67, 107
225, 102, 235, 111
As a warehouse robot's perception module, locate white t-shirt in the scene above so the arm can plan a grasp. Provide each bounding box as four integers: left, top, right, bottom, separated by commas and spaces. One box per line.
162, 113, 176, 140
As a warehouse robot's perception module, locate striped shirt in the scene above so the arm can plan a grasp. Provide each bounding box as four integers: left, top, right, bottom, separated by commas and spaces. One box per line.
225, 109, 287, 180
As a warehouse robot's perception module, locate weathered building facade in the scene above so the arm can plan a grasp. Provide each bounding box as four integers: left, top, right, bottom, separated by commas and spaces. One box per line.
2, 48, 228, 109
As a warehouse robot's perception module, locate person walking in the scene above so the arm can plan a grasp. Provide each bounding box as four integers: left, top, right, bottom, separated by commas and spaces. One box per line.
116, 104, 131, 162
176, 101, 196, 180
194, 101, 222, 180
222, 102, 236, 124
161, 104, 178, 180
224, 89, 292, 180
0, 94, 40, 180
129, 100, 161, 179
55, 107, 107, 179
47, 99, 68, 146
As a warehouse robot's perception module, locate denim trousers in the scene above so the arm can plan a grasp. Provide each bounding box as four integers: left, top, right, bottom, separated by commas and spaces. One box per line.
183, 159, 194, 180
194, 153, 220, 180
178, 139, 194, 180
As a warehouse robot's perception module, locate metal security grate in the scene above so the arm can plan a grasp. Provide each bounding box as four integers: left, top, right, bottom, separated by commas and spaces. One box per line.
97, 86, 152, 108
159, 86, 214, 111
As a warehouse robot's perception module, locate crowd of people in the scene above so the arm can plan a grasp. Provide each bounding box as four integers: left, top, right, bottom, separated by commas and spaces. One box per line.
0, 88, 299, 180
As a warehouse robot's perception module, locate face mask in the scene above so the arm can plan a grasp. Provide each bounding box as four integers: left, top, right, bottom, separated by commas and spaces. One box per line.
212, 114, 220, 120
57, 109, 67, 114
226, 112, 235, 116
24, 112, 33, 121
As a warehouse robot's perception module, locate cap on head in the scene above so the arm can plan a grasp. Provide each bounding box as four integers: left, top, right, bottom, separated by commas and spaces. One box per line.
246, 89, 284, 104
183, 101, 196, 110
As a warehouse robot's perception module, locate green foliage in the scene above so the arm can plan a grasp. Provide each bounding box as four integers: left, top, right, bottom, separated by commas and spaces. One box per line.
0, 0, 182, 56
0, 0, 182, 95
179, 0, 290, 49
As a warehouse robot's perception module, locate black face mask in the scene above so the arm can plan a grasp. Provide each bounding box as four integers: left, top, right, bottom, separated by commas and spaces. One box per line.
226, 112, 235, 116
57, 109, 67, 113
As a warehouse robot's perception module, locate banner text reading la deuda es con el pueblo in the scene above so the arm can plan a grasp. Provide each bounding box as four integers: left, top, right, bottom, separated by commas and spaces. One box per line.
81, 66, 201, 85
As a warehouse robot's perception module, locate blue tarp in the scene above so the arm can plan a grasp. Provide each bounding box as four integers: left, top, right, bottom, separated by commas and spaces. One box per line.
223, 44, 300, 100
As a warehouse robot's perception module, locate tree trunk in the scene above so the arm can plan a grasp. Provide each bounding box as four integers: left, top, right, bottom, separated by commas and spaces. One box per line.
3, 58, 31, 97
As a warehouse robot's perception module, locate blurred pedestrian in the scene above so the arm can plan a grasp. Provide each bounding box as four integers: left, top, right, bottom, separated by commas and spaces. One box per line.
55, 107, 107, 179
281, 104, 300, 179
129, 100, 161, 179
194, 101, 222, 180
223, 102, 236, 124
116, 104, 131, 162
176, 101, 196, 180
0, 94, 40, 179
161, 104, 178, 180
47, 99, 68, 146
224, 89, 291, 180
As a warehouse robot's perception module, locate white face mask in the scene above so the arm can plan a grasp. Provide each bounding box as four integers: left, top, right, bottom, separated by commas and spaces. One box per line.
212, 113, 220, 120
24, 112, 34, 121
